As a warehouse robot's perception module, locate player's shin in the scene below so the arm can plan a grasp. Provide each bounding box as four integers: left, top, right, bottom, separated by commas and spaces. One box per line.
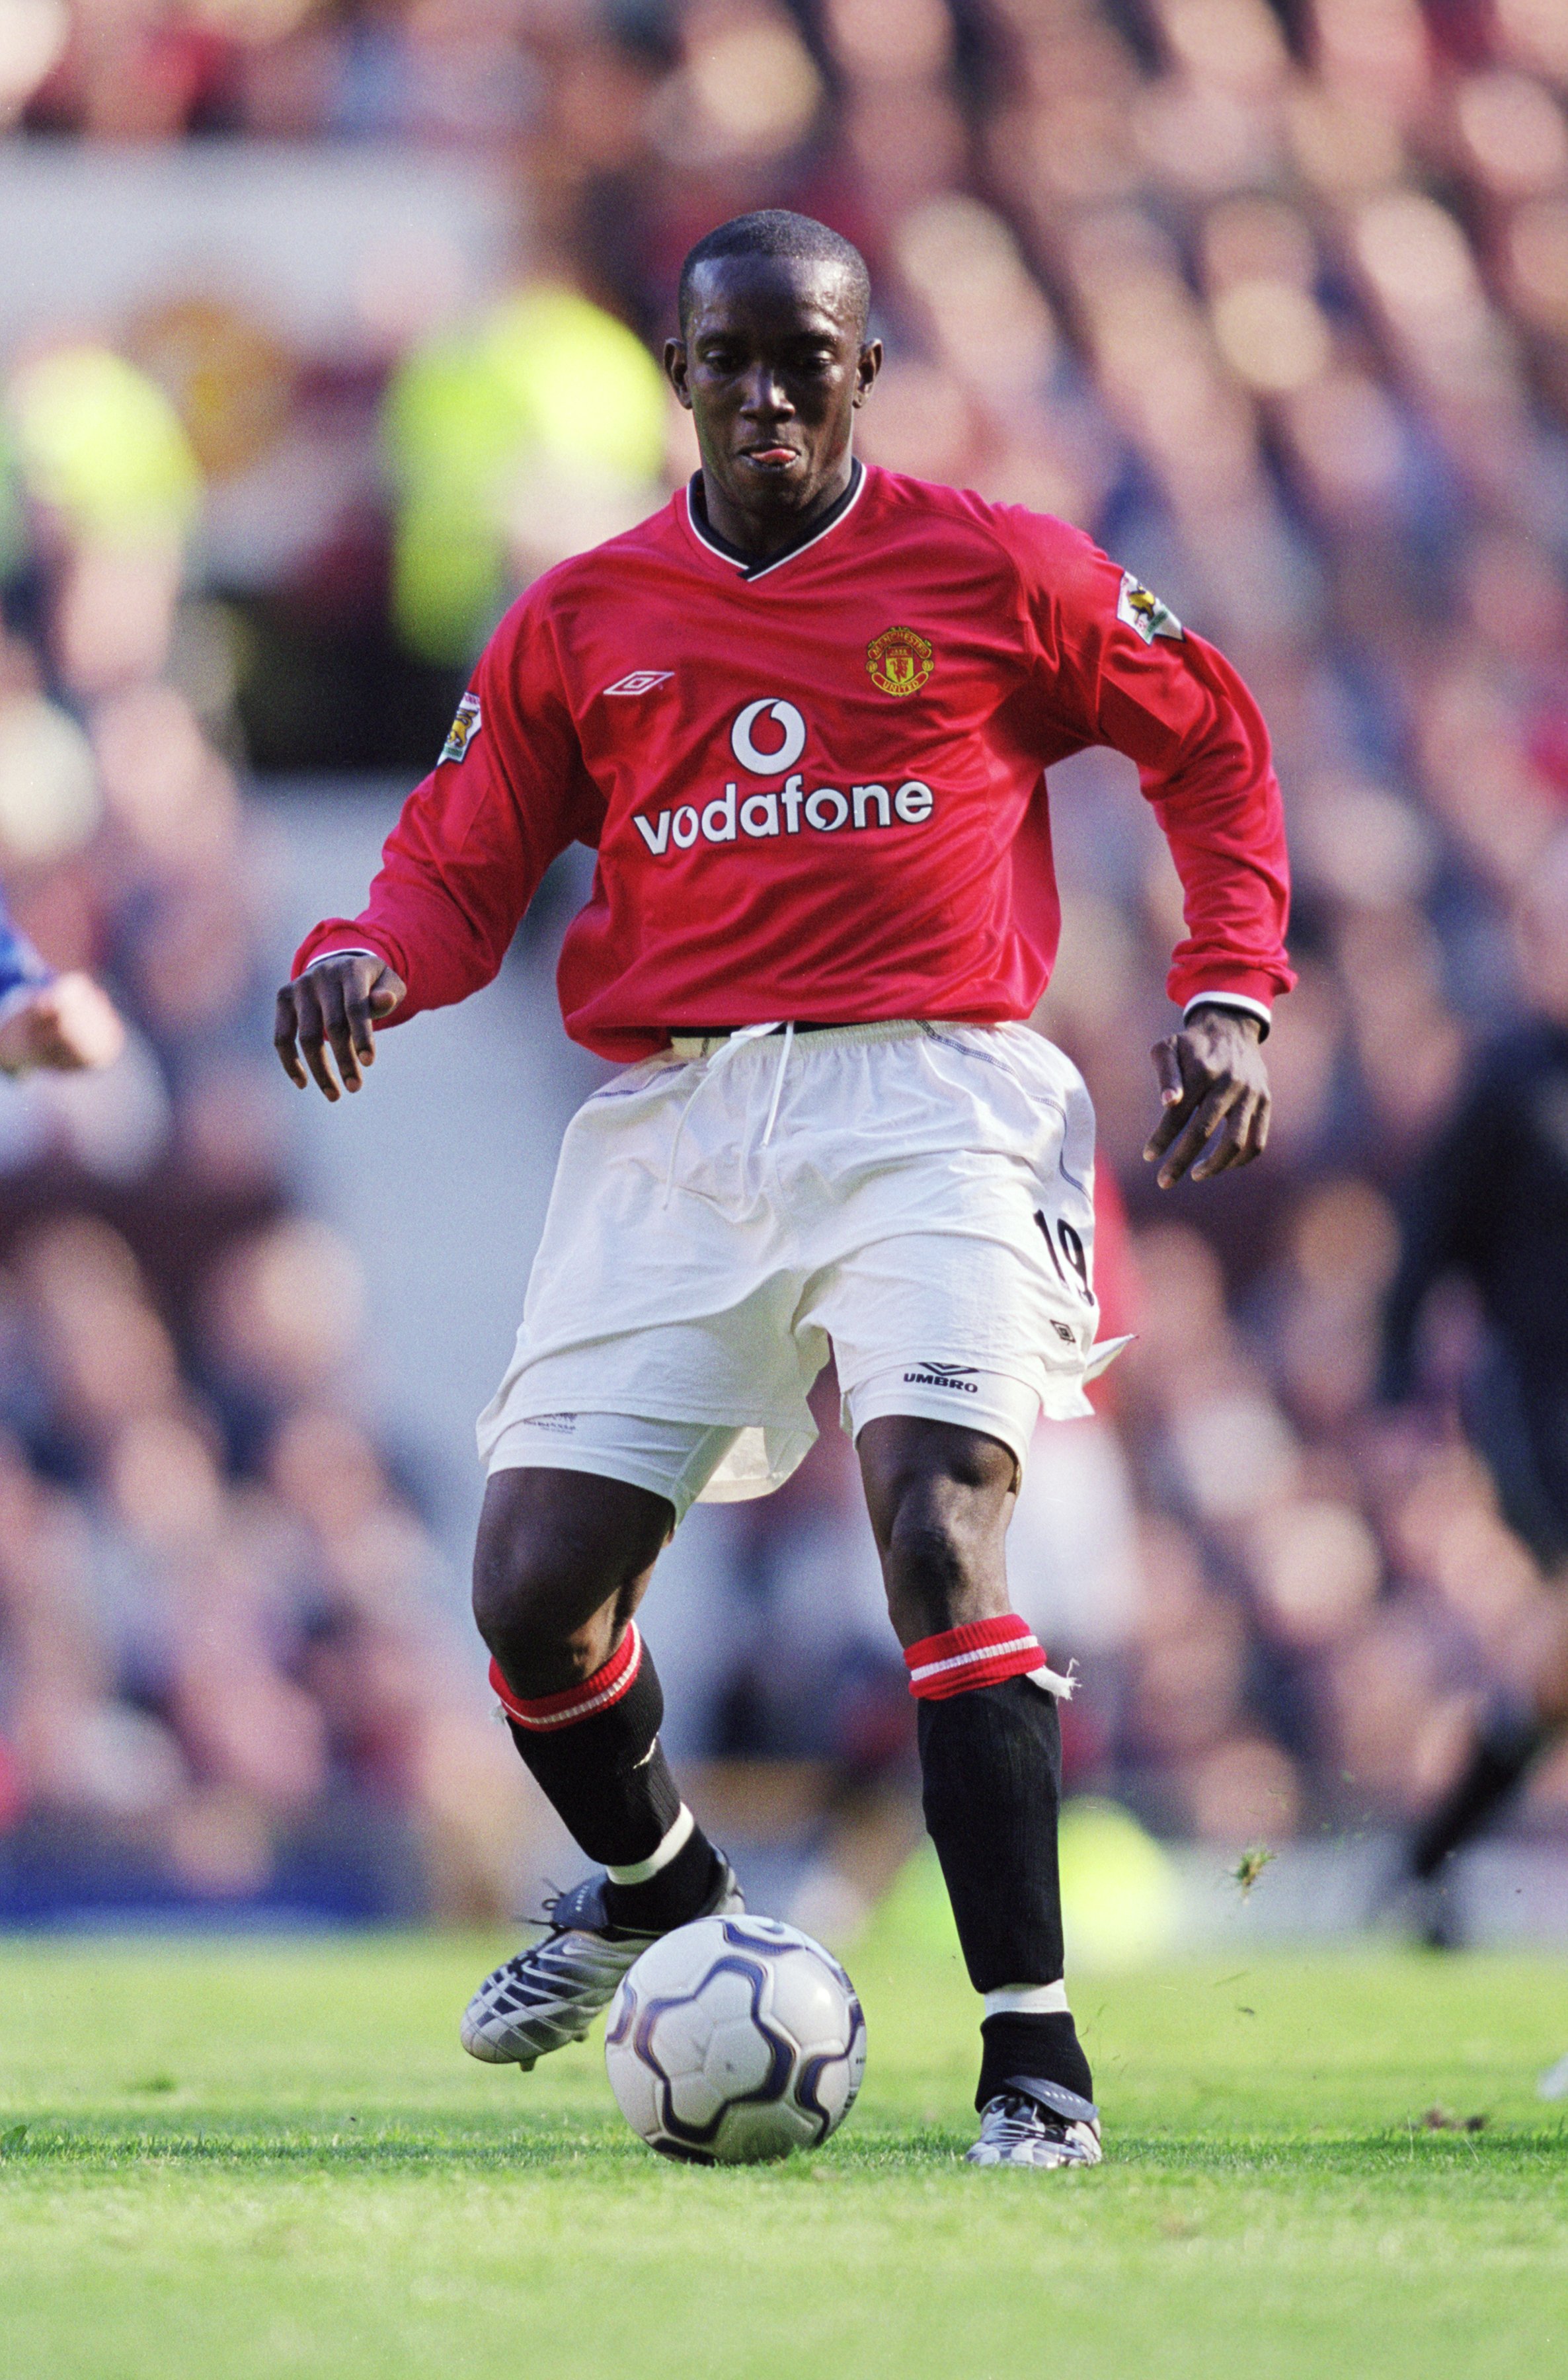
492, 1624, 720, 1930
907, 1619, 1094, 2114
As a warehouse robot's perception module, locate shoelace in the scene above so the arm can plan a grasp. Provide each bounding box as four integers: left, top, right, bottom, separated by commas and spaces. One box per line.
661, 1020, 795, 1207
487, 1931, 631, 2014
978, 2093, 1071, 2152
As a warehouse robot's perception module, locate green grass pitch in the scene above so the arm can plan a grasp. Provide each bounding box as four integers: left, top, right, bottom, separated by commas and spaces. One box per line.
1, 1917, 1566, 2379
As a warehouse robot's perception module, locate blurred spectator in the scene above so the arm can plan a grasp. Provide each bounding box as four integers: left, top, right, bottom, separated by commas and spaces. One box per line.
0, 1201, 531, 1918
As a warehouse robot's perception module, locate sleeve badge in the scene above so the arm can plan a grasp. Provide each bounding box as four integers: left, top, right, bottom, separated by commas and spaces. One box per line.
440, 690, 482, 764
1117, 571, 1183, 645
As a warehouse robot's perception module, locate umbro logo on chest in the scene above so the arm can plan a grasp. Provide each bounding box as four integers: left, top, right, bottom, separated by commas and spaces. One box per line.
603, 671, 674, 697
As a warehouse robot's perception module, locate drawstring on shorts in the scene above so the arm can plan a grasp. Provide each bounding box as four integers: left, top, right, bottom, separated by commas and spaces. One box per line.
760, 1019, 795, 1146
661, 1019, 792, 1206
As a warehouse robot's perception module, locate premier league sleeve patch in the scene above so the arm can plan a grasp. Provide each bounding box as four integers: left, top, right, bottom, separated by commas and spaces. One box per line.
440, 690, 482, 765
1117, 570, 1184, 645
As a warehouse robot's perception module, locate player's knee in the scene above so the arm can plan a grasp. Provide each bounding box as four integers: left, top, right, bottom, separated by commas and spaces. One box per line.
471, 1546, 553, 1669
880, 1496, 1006, 1641
471, 1474, 651, 1691
861, 1423, 1019, 1642
471, 1516, 594, 1681
886, 1502, 970, 1593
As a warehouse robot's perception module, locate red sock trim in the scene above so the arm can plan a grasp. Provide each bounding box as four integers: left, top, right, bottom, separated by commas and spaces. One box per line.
904, 1614, 1048, 1700
490, 1622, 643, 1731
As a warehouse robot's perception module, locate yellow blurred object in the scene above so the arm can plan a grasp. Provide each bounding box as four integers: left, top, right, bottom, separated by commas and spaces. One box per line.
871, 1797, 1183, 1973
1058, 1798, 1183, 1970
8, 347, 203, 542
384, 284, 667, 665
483, 288, 666, 482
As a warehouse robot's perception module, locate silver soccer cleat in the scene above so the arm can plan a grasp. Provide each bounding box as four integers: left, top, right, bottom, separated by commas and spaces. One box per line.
965, 2077, 1103, 2169
460, 1859, 744, 2070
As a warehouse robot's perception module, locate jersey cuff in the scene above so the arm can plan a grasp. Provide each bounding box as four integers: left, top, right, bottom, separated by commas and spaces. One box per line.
302, 947, 381, 969
1182, 991, 1273, 1039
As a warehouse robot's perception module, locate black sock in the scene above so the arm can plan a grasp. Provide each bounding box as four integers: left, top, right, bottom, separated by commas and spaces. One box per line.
918, 1675, 1067, 1983
1409, 1700, 1548, 1880
978, 2013, 1095, 2114
502, 1632, 717, 1903
604, 1826, 722, 1933
917, 1676, 1092, 2111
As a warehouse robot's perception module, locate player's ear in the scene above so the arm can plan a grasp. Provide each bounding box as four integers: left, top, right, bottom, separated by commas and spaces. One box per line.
664, 338, 693, 408
853, 339, 883, 407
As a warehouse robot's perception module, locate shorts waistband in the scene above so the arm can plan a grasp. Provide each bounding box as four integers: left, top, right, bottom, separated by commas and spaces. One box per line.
669, 1019, 927, 1059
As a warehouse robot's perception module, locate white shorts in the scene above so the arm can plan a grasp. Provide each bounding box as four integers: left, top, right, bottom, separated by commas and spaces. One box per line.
478, 1020, 1123, 1520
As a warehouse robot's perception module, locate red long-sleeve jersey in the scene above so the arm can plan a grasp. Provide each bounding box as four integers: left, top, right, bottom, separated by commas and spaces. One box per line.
295, 465, 1292, 1060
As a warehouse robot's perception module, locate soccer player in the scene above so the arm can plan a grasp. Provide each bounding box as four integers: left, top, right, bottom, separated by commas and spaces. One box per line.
1382, 832, 1568, 1941
276, 212, 1291, 2170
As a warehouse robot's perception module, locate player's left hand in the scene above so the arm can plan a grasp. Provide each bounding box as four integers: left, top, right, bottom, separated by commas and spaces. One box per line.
1144, 1004, 1271, 1188
0, 974, 126, 1077
274, 952, 406, 1101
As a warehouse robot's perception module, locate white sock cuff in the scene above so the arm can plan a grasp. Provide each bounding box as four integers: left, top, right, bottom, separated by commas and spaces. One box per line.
606, 1804, 694, 1886
983, 1980, 1070, 2018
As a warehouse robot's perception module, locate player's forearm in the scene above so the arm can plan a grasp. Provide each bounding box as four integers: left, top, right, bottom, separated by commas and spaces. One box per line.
1091, 620, 1292, 1019
292, 752, 546, 1020
1140, 690, 1292, 1018
1149, 788, 1292, 1018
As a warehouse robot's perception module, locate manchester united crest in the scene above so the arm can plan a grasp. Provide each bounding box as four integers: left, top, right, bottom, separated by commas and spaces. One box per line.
867, 625, 933, 697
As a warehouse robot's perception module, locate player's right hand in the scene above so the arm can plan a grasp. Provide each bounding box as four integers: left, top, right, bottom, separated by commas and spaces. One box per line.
274, 953, 406, 1101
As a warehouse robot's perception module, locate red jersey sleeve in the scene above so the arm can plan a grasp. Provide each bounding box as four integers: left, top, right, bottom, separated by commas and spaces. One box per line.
1000, 510, 1294, 1023
292, 592, 602, 1023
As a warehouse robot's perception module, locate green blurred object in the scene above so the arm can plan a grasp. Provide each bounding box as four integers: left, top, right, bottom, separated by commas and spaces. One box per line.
871, 1837, 962, 1960
384, 286, 667, 666
0, 430, 21, 578
877, 1798, 1182, 1974
1060, 1795, 1183, 1970
7, 346, 202, 541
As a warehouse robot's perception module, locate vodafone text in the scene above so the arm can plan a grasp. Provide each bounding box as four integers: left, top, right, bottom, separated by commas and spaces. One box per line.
629, 697, 935, 857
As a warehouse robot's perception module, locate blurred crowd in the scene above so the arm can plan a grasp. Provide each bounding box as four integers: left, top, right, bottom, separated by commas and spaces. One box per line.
0, 149, 528, 1909
6, 0, 1568, 1921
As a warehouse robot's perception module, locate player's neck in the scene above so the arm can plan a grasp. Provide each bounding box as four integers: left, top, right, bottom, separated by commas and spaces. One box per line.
693, 453, 861, 561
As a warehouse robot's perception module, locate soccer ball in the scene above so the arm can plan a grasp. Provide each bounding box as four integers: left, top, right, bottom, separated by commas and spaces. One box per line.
604, 1913, 867, 2164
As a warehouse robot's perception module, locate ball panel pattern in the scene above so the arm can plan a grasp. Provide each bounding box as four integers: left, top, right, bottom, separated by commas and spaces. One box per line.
604, 1915, 866, 2164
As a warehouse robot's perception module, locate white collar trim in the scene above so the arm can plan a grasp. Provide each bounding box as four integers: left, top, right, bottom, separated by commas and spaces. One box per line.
686, 461, 867, 582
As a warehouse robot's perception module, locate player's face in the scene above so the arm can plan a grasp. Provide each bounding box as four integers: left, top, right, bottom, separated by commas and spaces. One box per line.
666, 257, 881, 548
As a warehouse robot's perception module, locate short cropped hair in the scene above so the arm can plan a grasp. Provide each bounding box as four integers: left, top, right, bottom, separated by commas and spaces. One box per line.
678, 211, 872, 337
